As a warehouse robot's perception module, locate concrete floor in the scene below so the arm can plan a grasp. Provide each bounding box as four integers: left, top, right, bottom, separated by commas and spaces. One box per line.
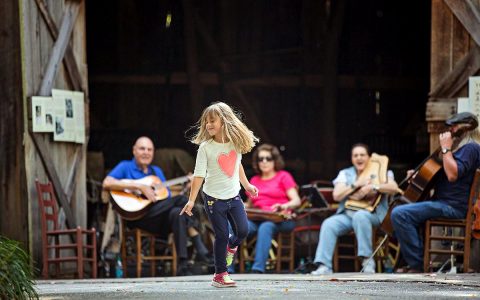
36, 273, 480, 299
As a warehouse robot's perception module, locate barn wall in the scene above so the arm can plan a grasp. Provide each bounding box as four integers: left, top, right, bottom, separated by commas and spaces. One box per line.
19, 0, 88, 263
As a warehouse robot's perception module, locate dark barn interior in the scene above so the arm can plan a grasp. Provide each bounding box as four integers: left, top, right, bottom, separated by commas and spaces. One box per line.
85, 0, 431, 183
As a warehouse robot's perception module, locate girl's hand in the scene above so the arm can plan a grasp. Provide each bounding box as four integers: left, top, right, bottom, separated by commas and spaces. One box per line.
180, 200, 195, 216
246, 184, 259, 198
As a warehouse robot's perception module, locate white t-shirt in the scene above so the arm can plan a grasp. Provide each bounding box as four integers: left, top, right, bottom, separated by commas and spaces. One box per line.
193, 140, 242, 199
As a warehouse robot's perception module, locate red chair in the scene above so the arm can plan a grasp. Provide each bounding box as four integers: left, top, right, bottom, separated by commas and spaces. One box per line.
36, 180, 97, 279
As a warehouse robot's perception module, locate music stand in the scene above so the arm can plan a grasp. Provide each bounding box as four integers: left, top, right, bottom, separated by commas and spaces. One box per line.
294, 185, 332, 273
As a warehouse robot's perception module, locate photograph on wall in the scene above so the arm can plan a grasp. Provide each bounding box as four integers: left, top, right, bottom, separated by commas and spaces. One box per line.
469, 76, 480, 119
72, 91, 85, 144
31, 96, 54, 132
52, 89, 76, 142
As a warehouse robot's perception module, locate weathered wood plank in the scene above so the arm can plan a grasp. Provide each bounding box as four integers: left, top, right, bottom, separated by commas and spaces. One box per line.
0, 0, 28, 246
29, 131, 77, 229
444, 0, 480, 47
38, 1, 80, 95
429, 45, 480, 99
34, 0, 83, 91
426, 101, 457, 121
431, 0, 455, 91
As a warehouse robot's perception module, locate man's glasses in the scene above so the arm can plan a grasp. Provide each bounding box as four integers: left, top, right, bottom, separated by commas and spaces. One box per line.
258, 156, 274, 162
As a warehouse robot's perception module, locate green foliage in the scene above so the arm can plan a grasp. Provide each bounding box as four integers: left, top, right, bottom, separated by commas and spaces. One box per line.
0, 236, 38, 300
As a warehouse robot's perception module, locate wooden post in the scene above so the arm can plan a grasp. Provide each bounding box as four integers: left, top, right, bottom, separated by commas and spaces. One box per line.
0, 0, 29, 246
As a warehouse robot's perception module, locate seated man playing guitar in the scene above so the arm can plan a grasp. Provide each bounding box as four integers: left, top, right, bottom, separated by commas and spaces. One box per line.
391, 112, 480, 273
102, 136, 211, 275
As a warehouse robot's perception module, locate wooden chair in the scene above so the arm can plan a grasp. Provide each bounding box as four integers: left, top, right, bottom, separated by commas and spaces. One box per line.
423, 169, 480, 273
239, 231, 295, 273
333, 232, 361, 272
121, 219, 177, 277
36, 180, 97, 279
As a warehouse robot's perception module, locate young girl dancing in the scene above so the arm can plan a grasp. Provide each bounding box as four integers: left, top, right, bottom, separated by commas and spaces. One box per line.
180, 102, 259, 287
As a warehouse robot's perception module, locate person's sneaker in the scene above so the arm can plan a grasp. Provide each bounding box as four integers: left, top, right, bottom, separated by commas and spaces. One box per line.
362, 258, 376, 274
226, 245, 237, 267
310, 264, 333, 275
211, 272, 237, 288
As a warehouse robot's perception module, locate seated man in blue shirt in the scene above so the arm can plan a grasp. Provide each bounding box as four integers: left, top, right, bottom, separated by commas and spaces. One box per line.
391, 112, 480, 273
103, 136, 211, 275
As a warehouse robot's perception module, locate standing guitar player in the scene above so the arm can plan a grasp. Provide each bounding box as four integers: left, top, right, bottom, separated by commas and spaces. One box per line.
391, 112, 480, 273
102, 136, 212, 275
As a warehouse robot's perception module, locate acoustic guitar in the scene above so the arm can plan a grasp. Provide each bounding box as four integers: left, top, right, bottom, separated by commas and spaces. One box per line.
345, 153, 389, 212
110, 175, 190, 220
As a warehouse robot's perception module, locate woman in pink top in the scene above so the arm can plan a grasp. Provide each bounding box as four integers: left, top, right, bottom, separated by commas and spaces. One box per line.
246, 144, 301, 273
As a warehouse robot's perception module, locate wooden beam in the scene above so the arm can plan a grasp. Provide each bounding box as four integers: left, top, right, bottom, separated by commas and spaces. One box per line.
65, 146, 82, 200
429, 45, 480, 99
90, 72, 423, 90
444, 0, 480, 47
34, 0, 83, 91
38, 1, 80, 95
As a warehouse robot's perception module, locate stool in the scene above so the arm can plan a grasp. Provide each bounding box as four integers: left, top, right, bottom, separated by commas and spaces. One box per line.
239, 231, 295, 273
121, 220, 177, 277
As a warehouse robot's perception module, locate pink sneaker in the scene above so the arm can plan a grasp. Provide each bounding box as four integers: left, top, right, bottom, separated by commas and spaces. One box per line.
211, 272, 237, 288
226, 245, 237, 267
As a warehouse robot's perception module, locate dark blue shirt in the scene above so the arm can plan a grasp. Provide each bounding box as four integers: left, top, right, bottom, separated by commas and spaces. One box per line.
108, 158, 169, 196
433, 142, 480, 214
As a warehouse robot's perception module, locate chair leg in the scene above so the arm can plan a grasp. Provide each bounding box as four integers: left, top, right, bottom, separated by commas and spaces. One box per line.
423, 221, 431, 272
76, 227, 84, 279
289, 232, 295, 272
92, 228, 97, 279
170, 235, 177, 276
464, 230, 471, 272
121, 227, 128, 278
136, 230, 142, 278
333, 243, 339, 272
150, 236, 156, 277
55, 236, 60, 276
276, 233, 282, 273
239, 241, 246, 273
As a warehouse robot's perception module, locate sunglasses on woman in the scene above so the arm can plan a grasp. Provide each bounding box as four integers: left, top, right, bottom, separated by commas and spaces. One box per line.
258, 156, 274, 162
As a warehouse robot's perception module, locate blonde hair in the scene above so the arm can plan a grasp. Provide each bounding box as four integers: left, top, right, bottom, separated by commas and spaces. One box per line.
190, 102, 259, 154
456, 127, 480, 149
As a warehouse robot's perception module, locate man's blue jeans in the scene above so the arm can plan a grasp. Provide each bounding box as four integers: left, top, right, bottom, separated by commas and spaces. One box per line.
313, 210, 381, 269
390, 201, 464, 270
248, 220, 295, 273
203, 193, 249, 274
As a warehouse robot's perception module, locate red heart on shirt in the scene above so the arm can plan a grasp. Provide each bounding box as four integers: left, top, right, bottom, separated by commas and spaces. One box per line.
217, 150, 237, 177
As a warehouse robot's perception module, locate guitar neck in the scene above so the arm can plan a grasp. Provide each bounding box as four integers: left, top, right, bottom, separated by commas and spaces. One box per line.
163, 176, 190, 187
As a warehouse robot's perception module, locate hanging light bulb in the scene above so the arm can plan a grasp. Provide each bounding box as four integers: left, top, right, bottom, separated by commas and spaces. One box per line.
166, 11, 172, 28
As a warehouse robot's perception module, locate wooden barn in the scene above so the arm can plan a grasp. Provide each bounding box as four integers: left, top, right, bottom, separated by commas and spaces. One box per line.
1, 0, 479, 275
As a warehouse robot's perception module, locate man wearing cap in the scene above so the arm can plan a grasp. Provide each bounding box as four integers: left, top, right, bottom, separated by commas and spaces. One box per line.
391, 112, 480, 273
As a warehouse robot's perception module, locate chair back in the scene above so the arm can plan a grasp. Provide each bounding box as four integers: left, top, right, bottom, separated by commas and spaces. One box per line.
466, 169, 480, 227
35, 180, 60, 234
